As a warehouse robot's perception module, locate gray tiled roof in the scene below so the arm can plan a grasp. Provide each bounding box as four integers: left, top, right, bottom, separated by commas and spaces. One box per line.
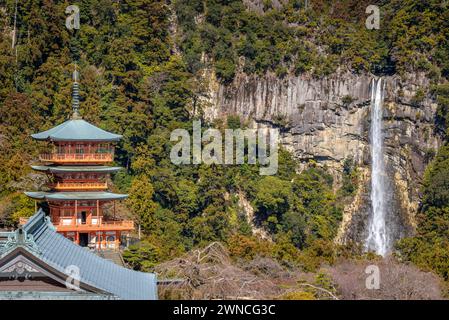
31, 119, 122, 142
17, 210, 157, 300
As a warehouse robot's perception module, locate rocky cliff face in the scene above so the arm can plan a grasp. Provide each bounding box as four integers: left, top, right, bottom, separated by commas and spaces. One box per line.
202, 71, 441, 245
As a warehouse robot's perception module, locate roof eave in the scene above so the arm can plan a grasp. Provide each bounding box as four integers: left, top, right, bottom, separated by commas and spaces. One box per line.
31, 166, 123, 173
32, 137, 122, 142
24, 191, 46, 200
24, 191, 128, 201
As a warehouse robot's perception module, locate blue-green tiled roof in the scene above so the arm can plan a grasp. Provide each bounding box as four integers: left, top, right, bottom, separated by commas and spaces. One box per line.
25, 191, 128, 201
31, 119, 122, 142
6, 210, 158, 300
31, 165, 123, 173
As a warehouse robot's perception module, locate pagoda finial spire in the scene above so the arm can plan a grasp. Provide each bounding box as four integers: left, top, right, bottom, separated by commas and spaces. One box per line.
71, 63, 81, 119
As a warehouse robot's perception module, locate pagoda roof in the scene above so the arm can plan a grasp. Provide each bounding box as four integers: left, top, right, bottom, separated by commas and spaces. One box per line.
0, 209, 157, 300
25, 191, 128, 201
31, 119, 122, 142
31, 165, 123, 173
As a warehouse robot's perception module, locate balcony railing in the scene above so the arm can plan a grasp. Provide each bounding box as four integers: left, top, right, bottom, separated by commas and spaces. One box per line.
19, 217, 134, 231
39, 153, 114, 163
54, 219, 134, 231
52, 182, 108, 190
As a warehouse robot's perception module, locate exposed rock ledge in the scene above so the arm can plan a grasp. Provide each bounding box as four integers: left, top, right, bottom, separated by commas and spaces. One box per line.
201, 71, 442, 244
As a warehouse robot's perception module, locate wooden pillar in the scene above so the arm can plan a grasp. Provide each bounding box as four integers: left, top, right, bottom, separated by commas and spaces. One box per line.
114, 201, 116, 219
87, 208, 91, 225
74, 200, 78, 225
34, 201, 37, 212
96, 200, 100, 225
96, 231, 100, 250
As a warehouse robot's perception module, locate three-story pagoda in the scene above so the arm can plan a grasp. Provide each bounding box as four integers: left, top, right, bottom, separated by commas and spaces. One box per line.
25, 68, 133, 250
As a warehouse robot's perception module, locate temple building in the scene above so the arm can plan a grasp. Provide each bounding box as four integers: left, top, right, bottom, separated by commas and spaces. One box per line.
0, 210, 157, 300
0, 68, 157, 300
24, 69, 133, 250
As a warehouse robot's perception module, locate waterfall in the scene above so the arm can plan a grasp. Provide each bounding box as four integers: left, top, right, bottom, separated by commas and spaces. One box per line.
365, 78, 389, 256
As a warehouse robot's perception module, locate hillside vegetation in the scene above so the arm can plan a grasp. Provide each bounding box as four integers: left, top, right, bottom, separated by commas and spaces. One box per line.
0, 0, 449, 298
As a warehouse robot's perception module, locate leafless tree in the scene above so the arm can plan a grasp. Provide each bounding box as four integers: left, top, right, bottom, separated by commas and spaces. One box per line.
326, 256, 444, 300
155, 242, 284, 299
155, 242, 337, 300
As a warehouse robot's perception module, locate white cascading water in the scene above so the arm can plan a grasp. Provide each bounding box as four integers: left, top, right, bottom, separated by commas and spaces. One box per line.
365, 78, 389, 256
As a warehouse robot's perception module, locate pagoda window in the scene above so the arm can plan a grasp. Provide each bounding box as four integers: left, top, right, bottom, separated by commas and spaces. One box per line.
75, 143, 84, 154
57, 144, 65, 154
61, 209, 73, 217
97, 143, 109, 154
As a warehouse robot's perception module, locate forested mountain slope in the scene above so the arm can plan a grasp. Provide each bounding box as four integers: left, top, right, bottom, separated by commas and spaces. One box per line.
1, 0, 449, 298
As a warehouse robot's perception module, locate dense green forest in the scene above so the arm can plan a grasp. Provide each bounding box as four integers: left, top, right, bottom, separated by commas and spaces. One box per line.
1, 0, 449, 296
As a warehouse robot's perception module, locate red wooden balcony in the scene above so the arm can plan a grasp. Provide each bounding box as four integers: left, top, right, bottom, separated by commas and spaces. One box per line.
54, 219, 134, 232
39, 153, 114, 163
20, 217, 134, 231
52, 182, 108, 190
